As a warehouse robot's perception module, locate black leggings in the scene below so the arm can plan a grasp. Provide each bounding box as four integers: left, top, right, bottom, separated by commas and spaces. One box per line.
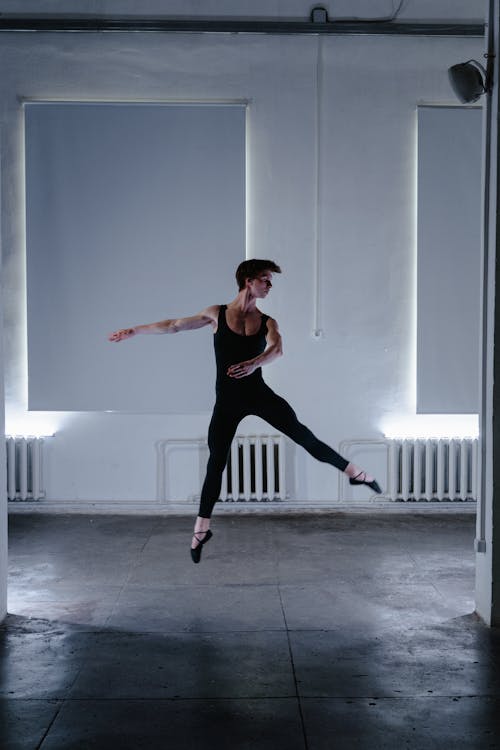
198, 384, 349, 518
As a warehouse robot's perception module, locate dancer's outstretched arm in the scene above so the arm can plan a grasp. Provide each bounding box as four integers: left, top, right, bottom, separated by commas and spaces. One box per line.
108, 305, 219, 342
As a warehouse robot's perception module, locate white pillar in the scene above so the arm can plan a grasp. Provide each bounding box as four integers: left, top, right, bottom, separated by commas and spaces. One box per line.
0, 156, 6, 621
0, 432, 5, 621
475, 0, 500, 626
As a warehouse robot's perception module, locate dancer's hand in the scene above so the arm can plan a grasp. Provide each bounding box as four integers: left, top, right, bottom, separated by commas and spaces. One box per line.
227, 360, 257, 379
108, 328, 136, 342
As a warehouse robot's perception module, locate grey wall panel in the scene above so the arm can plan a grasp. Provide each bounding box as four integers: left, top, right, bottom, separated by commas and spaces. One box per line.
417, 105, 481, 414
25, 102, 245, 412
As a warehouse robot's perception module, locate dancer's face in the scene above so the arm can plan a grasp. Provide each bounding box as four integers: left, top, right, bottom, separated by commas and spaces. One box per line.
247, 272, 273, 298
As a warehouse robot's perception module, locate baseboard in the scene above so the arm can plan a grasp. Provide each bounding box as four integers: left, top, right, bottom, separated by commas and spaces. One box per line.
7, 499, 478, 515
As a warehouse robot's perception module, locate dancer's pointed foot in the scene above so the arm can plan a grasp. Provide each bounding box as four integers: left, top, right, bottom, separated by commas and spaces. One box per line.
190, 530, 213, 564
348, 471, 382, 494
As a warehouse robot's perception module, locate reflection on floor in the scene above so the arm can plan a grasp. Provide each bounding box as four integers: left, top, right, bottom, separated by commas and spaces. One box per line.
2, 512, 500, 749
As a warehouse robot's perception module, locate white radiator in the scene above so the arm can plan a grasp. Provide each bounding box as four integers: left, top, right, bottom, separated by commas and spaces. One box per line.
387, 438, 478, 502
156, 434, 287, 503
220, 435, 287, 502
6, 436, 45, 502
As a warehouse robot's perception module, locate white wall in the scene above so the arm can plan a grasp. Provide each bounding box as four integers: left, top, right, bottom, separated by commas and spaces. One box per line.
0, 3, 484, 506
0, 0, 485, 22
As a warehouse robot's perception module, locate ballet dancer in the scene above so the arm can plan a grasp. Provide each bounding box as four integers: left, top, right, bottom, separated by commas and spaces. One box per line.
108, 259, 382, 563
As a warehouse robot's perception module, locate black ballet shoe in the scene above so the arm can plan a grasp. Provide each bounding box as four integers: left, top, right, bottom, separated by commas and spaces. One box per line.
349, 472, 382, 494
190, 530, 213, 564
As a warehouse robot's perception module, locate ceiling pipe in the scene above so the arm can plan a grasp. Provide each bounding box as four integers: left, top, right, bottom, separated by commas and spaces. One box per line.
0, 16, 484, 37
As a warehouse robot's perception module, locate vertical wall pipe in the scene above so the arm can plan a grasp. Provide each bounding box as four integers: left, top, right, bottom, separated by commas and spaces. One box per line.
312, 35, 324, 339
477, 0, 495, 552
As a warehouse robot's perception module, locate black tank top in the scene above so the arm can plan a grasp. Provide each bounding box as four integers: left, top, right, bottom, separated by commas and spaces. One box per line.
214, 304, 269, 394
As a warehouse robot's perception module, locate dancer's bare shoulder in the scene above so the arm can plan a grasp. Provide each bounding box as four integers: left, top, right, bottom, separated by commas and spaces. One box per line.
201, 304, 220, 323
173, 305, 219, 332
265, 315, 279, 330
191, 304, 219, 330
265, 316, 281, 340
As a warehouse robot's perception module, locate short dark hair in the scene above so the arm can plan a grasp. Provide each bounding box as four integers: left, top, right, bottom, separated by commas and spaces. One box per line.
235, 259, 282, 290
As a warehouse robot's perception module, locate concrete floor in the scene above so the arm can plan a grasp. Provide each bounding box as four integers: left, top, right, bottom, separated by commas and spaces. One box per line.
2, 511, 500, 749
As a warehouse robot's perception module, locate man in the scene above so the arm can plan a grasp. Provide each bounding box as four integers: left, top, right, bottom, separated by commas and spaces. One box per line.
109, 259, 381, 563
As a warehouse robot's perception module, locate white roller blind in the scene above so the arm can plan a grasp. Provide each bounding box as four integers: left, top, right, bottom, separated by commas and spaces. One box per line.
25, 102, 246, 412
417, 105, 481, 414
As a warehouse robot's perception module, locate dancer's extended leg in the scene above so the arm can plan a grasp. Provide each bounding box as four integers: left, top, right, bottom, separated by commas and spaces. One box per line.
254, 387, 348, 469
253, 386, 381, 490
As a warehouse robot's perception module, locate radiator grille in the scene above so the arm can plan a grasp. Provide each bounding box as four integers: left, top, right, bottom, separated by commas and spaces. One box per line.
388, 438, 478, 501
220, 435, 286, 502
6, 436, 45, 502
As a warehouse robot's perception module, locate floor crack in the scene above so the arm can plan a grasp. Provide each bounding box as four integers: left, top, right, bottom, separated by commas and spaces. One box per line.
36, 700, 64, 749
278, 585, 309, 750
